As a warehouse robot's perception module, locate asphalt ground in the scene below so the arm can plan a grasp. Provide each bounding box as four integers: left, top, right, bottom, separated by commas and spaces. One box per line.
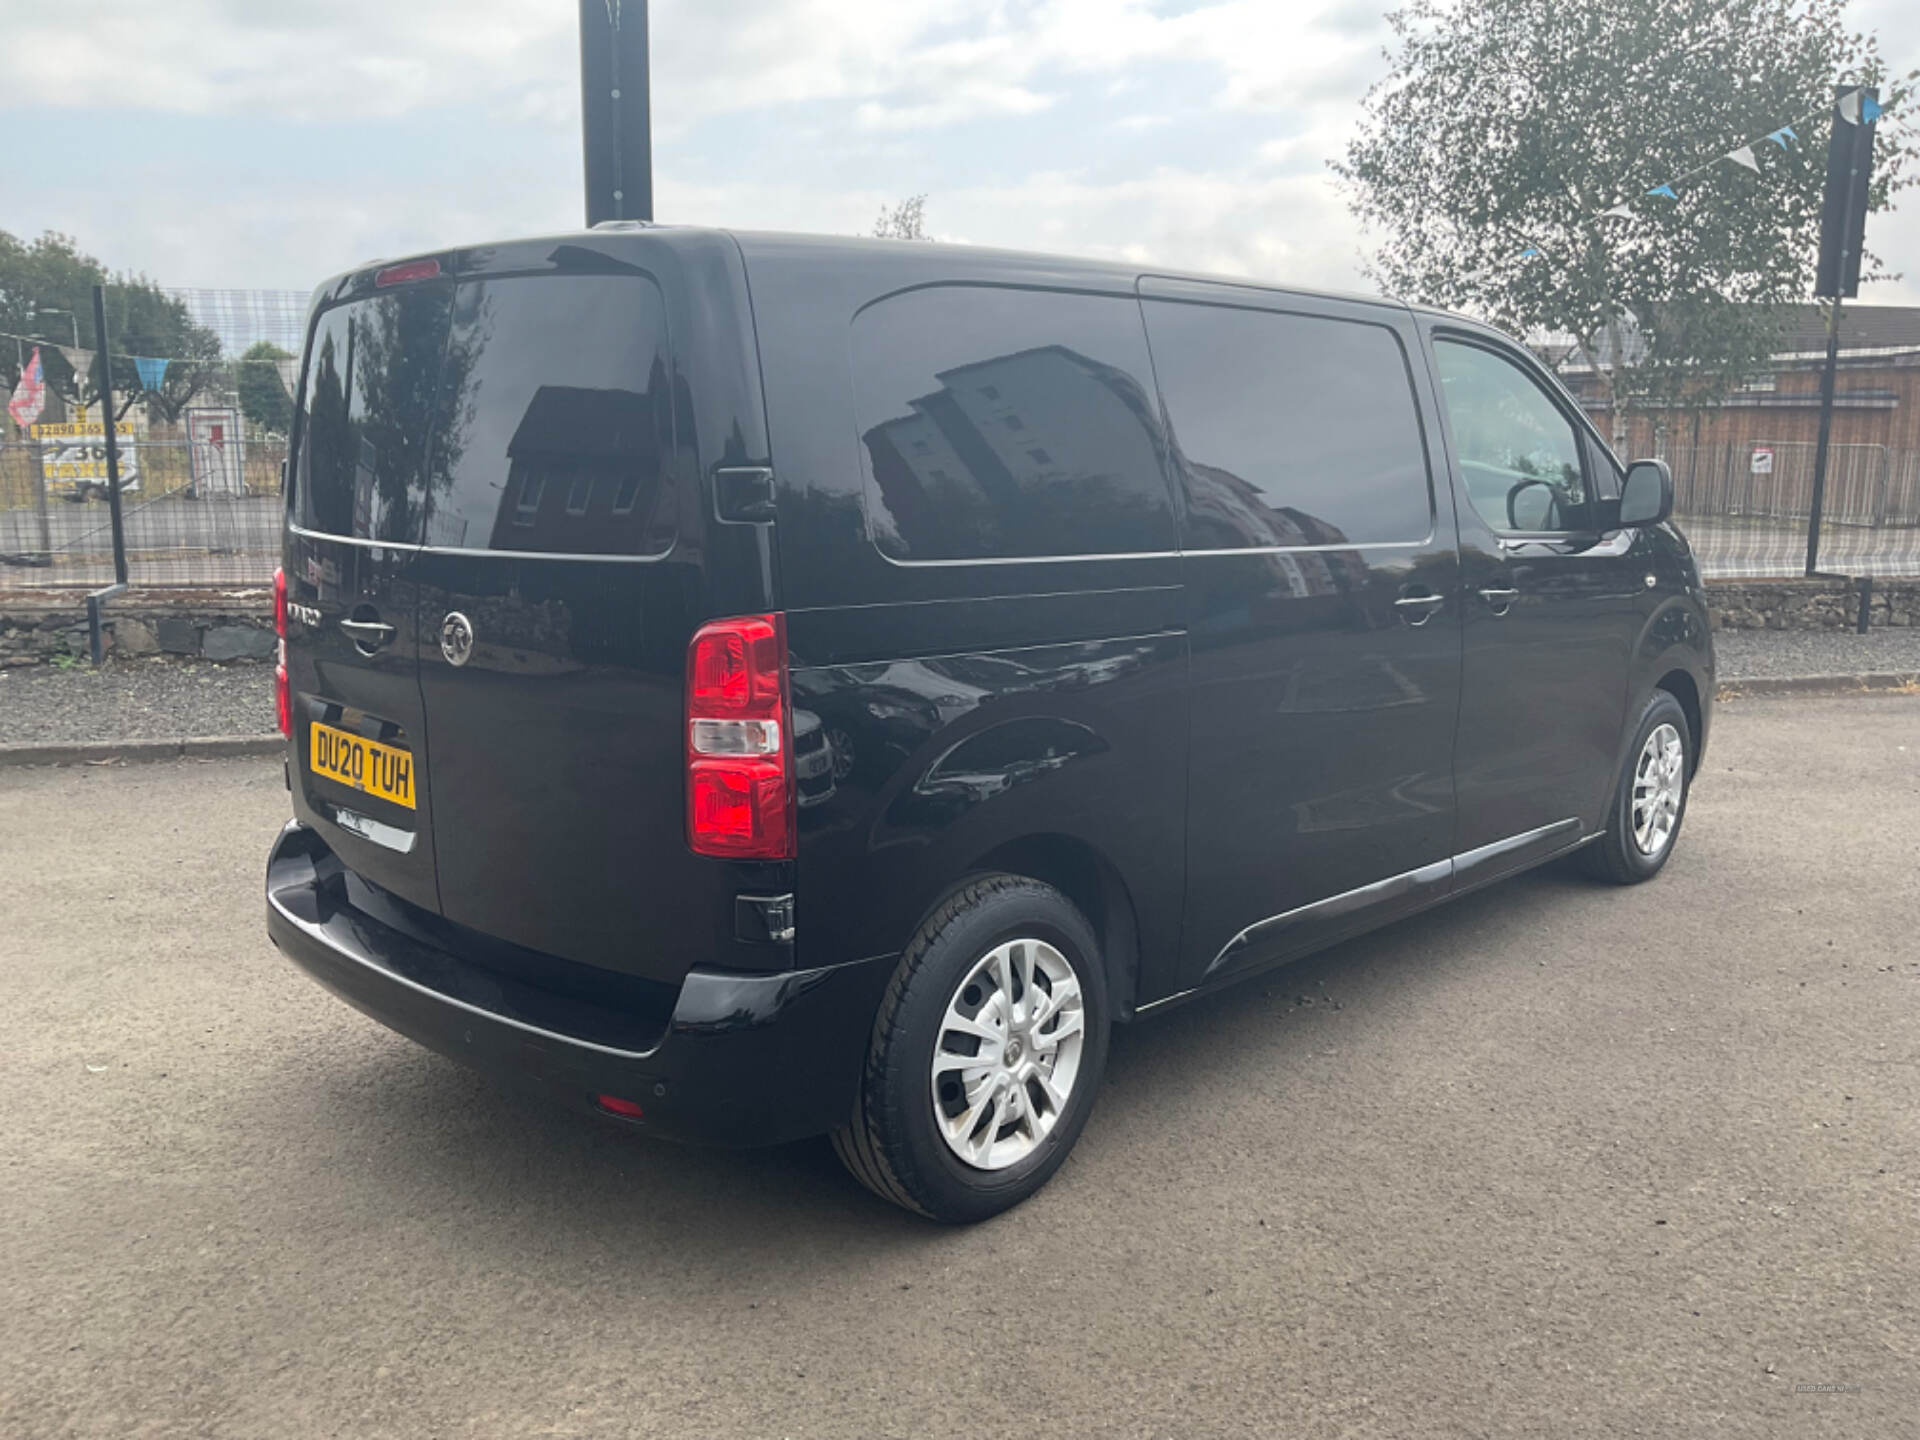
1, 697, 1916, 1439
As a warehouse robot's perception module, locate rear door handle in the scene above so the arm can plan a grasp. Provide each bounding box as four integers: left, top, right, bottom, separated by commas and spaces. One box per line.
339, 619, 397, 652
1393, 593, 1446, 626
1478, 587, 1519, 614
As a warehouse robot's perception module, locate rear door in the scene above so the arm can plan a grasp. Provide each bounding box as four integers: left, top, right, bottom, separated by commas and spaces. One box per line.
283, 284, 454, 913
409, 269, 711, 975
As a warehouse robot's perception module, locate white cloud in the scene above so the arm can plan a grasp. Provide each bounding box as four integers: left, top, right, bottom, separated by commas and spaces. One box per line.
12, 0, 1919, 308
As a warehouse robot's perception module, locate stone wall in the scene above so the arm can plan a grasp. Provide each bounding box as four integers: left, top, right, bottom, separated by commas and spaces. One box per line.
0, 589, 275, 666
1706, 578, 1920, 630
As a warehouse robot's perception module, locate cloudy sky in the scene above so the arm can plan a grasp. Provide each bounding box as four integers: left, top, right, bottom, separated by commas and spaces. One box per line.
5, 0, 1920, 304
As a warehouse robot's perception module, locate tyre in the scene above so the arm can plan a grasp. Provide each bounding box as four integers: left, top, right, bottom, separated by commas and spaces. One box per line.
832, 873, 1110, 1222
1581, 689, 1692, 885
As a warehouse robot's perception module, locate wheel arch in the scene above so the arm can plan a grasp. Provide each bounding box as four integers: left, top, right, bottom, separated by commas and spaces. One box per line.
1653, 667, 1704, 775
960, 832, 1145, 1022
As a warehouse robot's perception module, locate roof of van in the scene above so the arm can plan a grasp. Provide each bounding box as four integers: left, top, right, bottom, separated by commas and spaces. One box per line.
720, 226, 1409, 312
325, 222, 1412, 317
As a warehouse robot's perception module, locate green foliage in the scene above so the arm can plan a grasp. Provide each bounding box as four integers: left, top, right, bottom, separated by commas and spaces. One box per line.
0, 229, 223, 424
237, 341, 294, 435
1335, 0, 1918, 421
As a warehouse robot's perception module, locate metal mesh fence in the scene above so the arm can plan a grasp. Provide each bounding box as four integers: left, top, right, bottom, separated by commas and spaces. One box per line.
162, 289, 310, 357
1, 440, 282, 588
4, 431, 1917, 590
1660, 440, 1920, 578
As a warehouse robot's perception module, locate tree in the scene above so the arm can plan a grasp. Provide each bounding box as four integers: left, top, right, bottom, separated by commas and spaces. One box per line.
1335, 0, 1917, 439
873, 195, 933, 241
237, 341, 295, 435
0, 229, 223, 424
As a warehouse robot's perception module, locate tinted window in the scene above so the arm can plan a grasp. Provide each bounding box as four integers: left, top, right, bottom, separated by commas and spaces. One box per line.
1143, 302, 1433, 550
851, 286, 1174, 561
295, 288, 453, 543
424, 276, 676, 554
1431, 339, 1591, 533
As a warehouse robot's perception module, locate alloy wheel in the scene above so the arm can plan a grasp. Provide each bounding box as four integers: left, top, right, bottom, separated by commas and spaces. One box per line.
930, 938, 1087, 1171
1631, 722, 1685, 857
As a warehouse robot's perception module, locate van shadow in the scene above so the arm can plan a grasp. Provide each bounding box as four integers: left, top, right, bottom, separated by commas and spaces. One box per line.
264, 861, 1604, 1272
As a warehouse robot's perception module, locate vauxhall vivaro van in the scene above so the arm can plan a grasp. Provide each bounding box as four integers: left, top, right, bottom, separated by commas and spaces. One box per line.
267, 226, 1713, 1221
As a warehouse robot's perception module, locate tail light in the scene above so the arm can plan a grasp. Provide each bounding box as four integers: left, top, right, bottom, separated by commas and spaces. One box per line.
686, 613, 793, 859
273, 566, 291, 738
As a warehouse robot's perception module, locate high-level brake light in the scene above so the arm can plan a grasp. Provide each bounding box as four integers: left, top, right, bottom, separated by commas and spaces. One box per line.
685, 613, 793, 859
374, 258, 441, 288
273, 566, 291, 738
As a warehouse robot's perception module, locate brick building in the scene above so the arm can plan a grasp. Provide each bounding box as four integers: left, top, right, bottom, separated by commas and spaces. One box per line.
1557, 304, 1920, 457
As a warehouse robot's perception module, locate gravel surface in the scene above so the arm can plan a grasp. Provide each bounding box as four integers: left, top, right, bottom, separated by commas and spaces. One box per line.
2, 698, 1917, 1439
0, 659, 273, 744
1713, 627, 1920, 681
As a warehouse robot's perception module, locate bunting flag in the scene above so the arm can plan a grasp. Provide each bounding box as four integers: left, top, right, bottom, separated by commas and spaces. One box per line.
60, 345, 95, 391
274, 357, 301, 394
1510, 88, 1887, 262
8, 346, 46, 428
133, 356, 170, 391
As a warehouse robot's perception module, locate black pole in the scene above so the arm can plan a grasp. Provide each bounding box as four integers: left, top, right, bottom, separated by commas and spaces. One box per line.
89, 283, 127, 586
1806, 86, 1877, 576
1804, 297, 1843, 576
580, 0, 652, 226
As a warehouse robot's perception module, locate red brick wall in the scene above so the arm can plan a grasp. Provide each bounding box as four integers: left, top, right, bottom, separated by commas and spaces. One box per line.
1579, 353, 1920, 460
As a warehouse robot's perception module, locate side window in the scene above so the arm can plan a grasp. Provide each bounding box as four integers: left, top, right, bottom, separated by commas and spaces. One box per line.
295, 288, 454, 544
1431, 339, 1593, 533
1142, 301, 1434, 549
849, 286, 1175, 562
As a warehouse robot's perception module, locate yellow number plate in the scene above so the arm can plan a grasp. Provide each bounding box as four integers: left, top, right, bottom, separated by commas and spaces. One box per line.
310, 721, 416, 809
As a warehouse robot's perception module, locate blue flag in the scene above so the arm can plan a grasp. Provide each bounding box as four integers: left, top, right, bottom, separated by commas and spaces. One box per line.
1862, 94, 1883, 124
1646, 184, 1678, 200
1766, 125, 1796, 149
134, 356, 170, 392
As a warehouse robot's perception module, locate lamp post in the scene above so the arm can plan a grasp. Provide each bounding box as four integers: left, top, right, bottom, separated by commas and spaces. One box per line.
35, 308, 80, 349
579, 0, 652, 225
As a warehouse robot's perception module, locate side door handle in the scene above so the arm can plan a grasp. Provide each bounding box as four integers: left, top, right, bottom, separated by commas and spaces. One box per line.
339, 618, 397, 654
1478, 587, 1519, 615
1392, 592, 1446, 626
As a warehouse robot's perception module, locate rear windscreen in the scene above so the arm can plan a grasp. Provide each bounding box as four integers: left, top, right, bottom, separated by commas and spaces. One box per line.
294, 275, 676, 556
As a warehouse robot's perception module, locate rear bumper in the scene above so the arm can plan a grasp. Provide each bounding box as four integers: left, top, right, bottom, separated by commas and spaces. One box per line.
266, 821, 894, 1146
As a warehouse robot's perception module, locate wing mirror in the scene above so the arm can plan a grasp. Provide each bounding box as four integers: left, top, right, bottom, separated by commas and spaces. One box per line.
1619, 459, 1673, 527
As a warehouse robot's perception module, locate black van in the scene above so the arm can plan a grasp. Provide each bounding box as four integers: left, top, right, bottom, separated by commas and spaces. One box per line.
266, 226, 1713, 1222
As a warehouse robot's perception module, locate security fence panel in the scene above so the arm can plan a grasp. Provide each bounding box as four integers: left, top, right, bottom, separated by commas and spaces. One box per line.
1660, 441, 1920, 578
1, 440, 282, 588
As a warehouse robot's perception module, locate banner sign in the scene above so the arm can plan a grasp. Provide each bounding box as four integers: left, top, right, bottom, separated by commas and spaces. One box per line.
31, 416, 142, 496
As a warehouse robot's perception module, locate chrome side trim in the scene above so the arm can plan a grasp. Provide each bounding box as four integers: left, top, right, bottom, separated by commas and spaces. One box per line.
288, 523, 422, 553
286, 522, 674, 564
1205, 857, 1453, 976
1172, 817, 1587, 990
1451, 816, 1582, 881
1133, 986, 1201, 1017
